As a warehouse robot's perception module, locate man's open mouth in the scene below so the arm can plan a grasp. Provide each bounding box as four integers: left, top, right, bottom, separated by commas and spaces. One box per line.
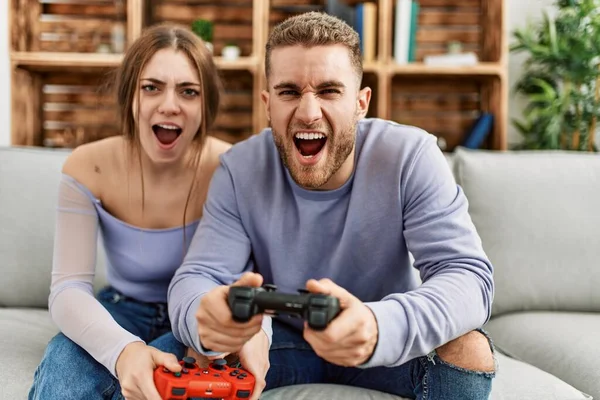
152, 124, 182, 146
293, 132, 327, 158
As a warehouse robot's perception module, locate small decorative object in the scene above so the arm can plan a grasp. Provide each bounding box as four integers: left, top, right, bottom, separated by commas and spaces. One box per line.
222, 42, 241, 61
191, 19, 214, 53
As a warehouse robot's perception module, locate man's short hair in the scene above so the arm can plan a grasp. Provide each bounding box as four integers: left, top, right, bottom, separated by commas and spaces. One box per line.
265, 11, 363, 85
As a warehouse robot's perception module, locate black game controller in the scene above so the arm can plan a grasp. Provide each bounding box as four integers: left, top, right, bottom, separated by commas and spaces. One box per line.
228, 284, 341, 330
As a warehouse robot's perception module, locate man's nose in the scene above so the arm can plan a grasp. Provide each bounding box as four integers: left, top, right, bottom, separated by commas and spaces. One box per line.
295, 94, 322, 125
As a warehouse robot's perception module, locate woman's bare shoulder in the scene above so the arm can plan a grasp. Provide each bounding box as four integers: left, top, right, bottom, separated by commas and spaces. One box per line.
202, 136, 232, 170
62, 136, 126, 196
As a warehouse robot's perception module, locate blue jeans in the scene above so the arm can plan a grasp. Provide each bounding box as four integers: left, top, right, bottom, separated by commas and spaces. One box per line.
28, 287, 187, 400
265, 320, 496, 400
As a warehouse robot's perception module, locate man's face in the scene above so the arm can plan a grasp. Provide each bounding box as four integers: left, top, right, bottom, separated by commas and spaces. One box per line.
261, 44, 371, 190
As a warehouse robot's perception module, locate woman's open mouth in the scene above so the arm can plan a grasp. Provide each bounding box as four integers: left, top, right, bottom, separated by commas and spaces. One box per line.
152, 123, 182, 149
293, 132, 327, 162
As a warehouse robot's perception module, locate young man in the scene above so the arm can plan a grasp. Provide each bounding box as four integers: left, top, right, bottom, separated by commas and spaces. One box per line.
168, 11, 496, 400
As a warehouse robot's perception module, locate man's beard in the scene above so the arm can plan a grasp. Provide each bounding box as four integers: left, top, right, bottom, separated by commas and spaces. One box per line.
272, 118, 357, 190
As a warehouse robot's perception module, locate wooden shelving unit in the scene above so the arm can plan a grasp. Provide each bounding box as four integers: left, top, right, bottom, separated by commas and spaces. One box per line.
9, 0, 507, 151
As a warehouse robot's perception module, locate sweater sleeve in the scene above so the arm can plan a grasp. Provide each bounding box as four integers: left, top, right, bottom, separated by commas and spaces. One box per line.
49, 175, 143, 377
362, 137, 494, 368
168, 162, 272, 356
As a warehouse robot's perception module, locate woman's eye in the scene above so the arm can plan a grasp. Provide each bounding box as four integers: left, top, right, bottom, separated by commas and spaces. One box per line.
141, 84, 158, 92
182, 88, 199, 97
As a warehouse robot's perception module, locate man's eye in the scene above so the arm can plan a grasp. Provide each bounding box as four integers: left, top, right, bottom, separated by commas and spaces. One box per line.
279, 90, 298, 96
320, 89, 340, 95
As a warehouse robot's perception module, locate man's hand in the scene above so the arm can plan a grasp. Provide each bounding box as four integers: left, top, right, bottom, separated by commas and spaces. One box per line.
237, 330, 270, 400
303, 278, 379, 367
196, 272, 264, 354
115, 341, 182, 400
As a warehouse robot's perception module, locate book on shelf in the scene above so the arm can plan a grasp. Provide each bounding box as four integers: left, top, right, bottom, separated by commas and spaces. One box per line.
353, 2, 377, 62
394, 0, 419, 64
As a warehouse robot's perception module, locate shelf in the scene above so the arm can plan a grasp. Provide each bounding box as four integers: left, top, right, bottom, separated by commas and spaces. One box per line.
11, 52, 123, 71
11, 52, 260, 72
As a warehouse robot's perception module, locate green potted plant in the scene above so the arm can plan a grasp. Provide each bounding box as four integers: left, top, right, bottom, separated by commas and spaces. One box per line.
510, 0, 600, 151
191, 19, 213, 53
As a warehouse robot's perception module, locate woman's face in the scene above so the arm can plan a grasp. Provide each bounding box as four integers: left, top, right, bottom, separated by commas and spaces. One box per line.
134, 48, 204, 164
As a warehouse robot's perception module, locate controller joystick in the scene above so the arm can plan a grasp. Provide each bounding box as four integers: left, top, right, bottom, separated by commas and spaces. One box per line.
154, 358, 254, 400
213, 358, 227, 370
228, 284, 341, 331
182, 356, 196, 369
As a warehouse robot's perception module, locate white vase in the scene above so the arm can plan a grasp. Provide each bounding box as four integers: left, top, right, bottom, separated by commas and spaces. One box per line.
222, 45, 240, 61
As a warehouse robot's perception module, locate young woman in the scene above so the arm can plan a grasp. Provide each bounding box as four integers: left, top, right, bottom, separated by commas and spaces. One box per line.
29, 23, 231, 400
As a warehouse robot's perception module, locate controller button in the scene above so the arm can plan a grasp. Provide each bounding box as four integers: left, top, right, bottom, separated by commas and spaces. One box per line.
203, 370, 209, 374
182, 368, 189, 374
237, 375, 245, 379
233, 303, 252, 319
239, 373, 247, 377
311, 297, 328, 306
297, 288, 309, 294
237, 389, 251, 398
172, 387, 186, 395
214, 374, 220, 377
173, 371, 182, 377
230, 371, 239, 376
182, 356, 196, 369
263, 284, 277, 292
310, 311, 327, 327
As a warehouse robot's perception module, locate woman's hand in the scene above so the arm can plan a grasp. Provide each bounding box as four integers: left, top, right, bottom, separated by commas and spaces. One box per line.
115, 341, 182, 400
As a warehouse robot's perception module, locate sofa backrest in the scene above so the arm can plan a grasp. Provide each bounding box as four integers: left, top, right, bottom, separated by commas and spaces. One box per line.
452, 148, 600, 317
0, 147, 107, 308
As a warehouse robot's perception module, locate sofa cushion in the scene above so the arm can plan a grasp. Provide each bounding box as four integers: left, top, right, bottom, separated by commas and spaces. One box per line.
261, 351, 591, 400
485, 312, 599, 400
1, 307, 591, 400
0, 146, 108, 308
453, 148, 600, 317
0, 308, 58, 398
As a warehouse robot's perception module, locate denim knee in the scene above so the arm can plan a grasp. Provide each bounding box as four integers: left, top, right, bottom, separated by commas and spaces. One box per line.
29, 333, 118, 400
417, 329, 496, 400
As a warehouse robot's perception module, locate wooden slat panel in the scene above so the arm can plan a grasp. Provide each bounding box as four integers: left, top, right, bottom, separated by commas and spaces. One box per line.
391, 76, 483, 150
403, 0, 482, 62
392, 96, 479, 112
153, 4, 252, 23
419, 10, 480, 26
34, 1, 125, 53
209, 70, 254, 144
417, 0, 479, 7
271, 0, 324, 6
151, 1, 254, 57
40, 71, 119, 147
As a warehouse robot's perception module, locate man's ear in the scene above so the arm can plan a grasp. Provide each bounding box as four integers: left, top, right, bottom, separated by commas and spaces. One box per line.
357, 86, 372, 119
261, 90, 271, 123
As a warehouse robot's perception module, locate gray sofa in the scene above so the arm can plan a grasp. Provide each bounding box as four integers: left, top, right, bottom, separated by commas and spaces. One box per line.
1, 145, 598, 400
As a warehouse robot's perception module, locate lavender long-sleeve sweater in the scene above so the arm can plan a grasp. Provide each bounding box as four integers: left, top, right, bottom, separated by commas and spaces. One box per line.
168, 118, 494, 368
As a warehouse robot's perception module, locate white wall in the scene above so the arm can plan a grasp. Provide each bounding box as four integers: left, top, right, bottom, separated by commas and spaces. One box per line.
506, 0, 556, 147
0, 1, 556, 147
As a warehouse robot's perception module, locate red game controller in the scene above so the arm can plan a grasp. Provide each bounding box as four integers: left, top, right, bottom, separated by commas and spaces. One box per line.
154, 356, 255, 400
